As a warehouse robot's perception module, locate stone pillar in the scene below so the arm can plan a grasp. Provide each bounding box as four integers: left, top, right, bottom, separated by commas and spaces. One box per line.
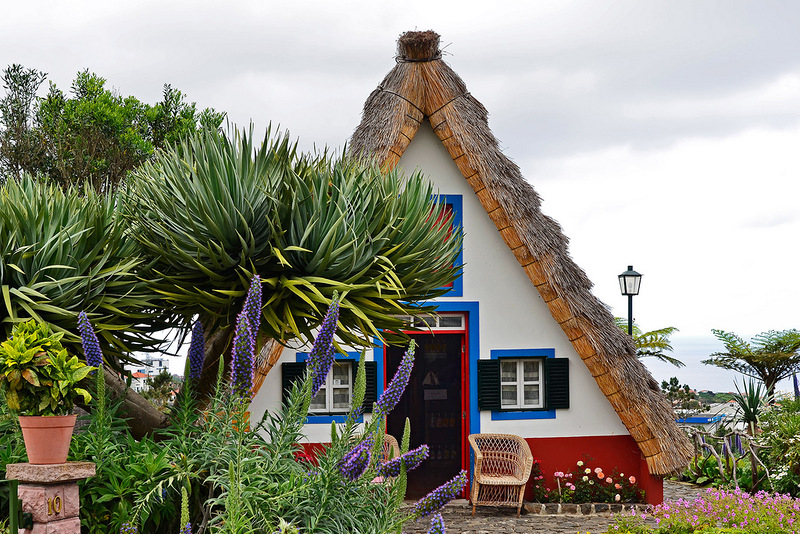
5, 462, 96, 534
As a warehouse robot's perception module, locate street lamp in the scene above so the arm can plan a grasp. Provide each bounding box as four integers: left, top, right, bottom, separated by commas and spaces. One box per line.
618, 265, 642, 336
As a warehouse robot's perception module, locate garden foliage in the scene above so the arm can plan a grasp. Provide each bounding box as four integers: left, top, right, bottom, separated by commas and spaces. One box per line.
0, 283, 467, 533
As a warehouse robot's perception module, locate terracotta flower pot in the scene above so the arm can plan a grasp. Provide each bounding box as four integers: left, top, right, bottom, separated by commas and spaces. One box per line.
18, 414, 77, 464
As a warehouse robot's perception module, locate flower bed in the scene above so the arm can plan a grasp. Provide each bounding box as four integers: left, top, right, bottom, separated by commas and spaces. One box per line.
528, 458, 645, 505
608, 487, 800, 533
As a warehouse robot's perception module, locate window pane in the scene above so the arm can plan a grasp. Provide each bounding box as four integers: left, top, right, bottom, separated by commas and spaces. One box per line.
501, 385, 518, 406
438, 315, 463, 328
332, 388, 350, 410
523, 360, 539, 382
414, 315, 437, 327
310, 388, 326, 411
332, 363, 349, 386
500, 361, 517, 382
524, 384, 540, 406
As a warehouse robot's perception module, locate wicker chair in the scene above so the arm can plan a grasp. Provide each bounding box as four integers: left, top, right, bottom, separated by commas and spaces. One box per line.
381, 434, 401, 462
468, 433, 533, 517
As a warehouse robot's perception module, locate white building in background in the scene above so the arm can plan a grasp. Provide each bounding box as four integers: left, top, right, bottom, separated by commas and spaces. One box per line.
126, 355, 169, 378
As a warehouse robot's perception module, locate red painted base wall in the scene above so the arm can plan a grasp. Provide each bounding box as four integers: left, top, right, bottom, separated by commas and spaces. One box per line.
298, 435, 664, 505
524, 435, 663, 505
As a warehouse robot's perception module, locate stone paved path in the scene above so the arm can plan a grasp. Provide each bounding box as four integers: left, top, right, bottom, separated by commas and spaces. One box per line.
402, 480, 705, 533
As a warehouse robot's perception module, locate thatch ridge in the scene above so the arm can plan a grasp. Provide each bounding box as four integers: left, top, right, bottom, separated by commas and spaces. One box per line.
349, 30, 693, 475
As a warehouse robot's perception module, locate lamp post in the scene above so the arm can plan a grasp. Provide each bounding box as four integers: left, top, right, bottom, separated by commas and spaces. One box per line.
618, 266, 642, 336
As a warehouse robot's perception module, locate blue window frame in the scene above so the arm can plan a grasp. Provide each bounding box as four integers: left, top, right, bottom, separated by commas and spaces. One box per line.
438, 194, 463, 297
295, 351, 362, 424
489, 349, 557, 420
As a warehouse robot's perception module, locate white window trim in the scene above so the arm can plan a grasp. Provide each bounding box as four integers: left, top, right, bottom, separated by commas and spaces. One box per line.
500, 359, 544, 409
310, 361, 353, 414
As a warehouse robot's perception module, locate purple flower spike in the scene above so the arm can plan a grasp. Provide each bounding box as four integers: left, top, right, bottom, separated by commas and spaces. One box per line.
414, 470, 468, 519
427, 513, 446, 534
188, 320, 205, 380
230, 311, 255, 397
180, 522, 193, 534
339, 435, 373, 481
375, 341, 415, 416
243, 275, 262, 339
377, 444, 429, 478
119, 522, 138, 534
77, 311, 103, 368
308, 294, 340, 397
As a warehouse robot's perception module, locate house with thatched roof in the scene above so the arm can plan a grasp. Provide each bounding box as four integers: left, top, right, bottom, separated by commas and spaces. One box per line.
251, 30, 692, 504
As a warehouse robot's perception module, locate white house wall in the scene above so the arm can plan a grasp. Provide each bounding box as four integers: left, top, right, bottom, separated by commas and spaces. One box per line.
396, 123, 628, 438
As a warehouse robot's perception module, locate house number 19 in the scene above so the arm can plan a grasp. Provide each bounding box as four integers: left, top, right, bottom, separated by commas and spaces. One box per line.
47, 495, 62, 515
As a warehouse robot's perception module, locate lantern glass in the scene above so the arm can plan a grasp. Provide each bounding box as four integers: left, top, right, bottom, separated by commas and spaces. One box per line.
618, 266, 642, 296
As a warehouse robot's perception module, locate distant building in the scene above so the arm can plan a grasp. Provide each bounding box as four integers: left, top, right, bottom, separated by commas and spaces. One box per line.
127, 355, 169, 378
130, 371, 149, 393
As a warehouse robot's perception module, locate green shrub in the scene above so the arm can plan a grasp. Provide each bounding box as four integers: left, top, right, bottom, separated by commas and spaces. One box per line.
757, 397, 800, 497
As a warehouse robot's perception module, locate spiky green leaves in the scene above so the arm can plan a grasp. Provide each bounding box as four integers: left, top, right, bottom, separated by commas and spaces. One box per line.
123, 126, 462, 347
0, 175, 169, 369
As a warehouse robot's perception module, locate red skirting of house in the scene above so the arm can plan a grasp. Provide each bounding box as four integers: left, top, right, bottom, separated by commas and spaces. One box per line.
298, 434, 664, 506
524, 435, 663, 506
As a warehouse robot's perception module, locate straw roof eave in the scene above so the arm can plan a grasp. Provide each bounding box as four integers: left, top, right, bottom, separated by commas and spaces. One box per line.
349, 30, 693, 476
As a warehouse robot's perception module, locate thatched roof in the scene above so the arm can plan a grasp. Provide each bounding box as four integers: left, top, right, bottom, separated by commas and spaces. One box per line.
349, 30, 693, 476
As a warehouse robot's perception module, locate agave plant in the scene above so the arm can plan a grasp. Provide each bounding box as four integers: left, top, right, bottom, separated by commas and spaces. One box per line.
732, 378, 767, 435
0, 175, 170, 369
122, 126, 461, 389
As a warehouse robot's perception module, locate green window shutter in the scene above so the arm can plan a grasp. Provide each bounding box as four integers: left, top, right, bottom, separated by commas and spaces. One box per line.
477, 359, 501, 411
545, 358, 570, 409
362, 361, 377, 413
282, 362, 306, 404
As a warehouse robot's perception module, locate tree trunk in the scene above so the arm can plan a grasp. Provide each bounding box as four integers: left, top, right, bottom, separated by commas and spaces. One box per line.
102, 367, 169, 439
98, 324, 283, 440
195, 323, 236, 407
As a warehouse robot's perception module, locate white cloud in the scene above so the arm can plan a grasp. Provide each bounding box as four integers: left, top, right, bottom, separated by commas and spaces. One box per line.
625, 72, 800, 120
526, 126, 800, 337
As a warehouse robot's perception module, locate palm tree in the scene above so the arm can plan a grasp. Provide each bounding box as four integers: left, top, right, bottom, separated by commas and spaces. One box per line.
615, 318, 683, 367
703, 329, 800, 400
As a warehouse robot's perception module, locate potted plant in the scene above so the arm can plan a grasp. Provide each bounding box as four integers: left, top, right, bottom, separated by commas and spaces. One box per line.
0, 320, 94, 464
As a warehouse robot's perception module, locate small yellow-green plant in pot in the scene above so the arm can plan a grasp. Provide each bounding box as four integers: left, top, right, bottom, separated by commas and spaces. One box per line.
0, 320, 94, 464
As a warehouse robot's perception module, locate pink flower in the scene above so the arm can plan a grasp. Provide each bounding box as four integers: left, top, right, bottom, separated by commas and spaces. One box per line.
615, 483, 622, 490
567, 483, 575, 490
606, 477, 613, 483
597, 472, 605, 479
594, 467, 602, 474
615, 494, 621, 502
554, 471, 564, 478
629, 476, 636, 484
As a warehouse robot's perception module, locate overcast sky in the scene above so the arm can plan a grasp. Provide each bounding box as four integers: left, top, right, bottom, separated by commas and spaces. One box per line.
3, 1, 799, 391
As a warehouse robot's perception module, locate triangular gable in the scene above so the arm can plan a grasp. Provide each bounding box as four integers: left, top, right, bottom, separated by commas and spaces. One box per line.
349, 30, 692, 475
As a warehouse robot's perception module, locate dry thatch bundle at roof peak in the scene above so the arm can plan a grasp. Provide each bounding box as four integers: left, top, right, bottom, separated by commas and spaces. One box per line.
396, 30, 442, 62
349, 29, 692, 476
